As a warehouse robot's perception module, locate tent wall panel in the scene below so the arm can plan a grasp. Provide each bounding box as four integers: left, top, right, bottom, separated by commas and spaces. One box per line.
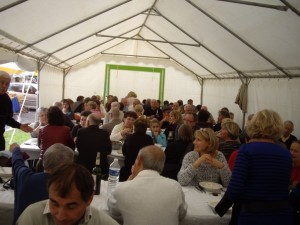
203, 78, 300, 138
63, 55, 201, 106
39, 65, 63, 108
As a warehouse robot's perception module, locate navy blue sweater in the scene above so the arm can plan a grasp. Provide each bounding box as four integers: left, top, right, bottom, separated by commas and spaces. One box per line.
227, 142, 293, 225
12, 148, 48, 225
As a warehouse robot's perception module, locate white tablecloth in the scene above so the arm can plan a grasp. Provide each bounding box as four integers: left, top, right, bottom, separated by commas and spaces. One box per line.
108, 150, 125, 167
20, 139, 40, 160
0, 181, 230, 225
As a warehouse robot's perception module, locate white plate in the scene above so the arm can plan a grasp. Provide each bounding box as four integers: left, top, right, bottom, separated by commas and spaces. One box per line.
199, 181, 222, 192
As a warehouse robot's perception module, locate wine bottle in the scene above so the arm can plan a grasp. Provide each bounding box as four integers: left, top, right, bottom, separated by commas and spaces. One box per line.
92, 152, 101, 195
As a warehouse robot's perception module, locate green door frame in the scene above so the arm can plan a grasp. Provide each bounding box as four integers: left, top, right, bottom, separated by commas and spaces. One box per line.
103, 64, 165, 103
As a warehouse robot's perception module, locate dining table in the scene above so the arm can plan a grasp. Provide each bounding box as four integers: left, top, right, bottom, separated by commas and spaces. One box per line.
20, 138, 41, 160
0, 179, 230, 225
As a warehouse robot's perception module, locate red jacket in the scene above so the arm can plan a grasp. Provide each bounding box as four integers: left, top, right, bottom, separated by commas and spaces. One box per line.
38, 124, 75, 159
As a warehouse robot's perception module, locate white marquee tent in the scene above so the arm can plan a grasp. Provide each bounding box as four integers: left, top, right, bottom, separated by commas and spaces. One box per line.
0, 0, 299, 136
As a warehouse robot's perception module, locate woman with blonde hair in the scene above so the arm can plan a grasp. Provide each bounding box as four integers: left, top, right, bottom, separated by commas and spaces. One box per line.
216, 109, 293, 225
177, 128, 231, 187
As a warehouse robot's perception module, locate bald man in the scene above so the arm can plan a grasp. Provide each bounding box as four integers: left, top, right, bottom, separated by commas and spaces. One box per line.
108, 145, 187, 225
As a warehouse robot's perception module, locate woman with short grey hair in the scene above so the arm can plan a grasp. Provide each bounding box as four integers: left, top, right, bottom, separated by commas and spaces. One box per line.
31, 107, 48, 138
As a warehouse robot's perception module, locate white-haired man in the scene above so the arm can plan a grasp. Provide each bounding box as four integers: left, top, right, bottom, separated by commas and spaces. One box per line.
0, 71, 33, 150
107, 145, 187, 225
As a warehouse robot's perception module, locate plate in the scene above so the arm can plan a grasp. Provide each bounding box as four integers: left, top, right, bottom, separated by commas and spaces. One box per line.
199, 181, 222, 192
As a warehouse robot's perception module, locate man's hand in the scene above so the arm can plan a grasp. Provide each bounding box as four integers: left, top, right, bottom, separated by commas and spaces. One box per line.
128, 165, 139, 180
20, 123, 33, 132
9, 143, 20, 152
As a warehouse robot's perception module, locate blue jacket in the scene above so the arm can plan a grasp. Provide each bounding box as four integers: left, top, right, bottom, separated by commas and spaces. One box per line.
146, 131, 167, 147
12, 147, 48, 225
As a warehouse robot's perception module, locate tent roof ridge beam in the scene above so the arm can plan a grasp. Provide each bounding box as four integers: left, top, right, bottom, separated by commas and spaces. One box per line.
154, 7, 248, 79
95, 34, 200, 46
141, 8, 160, 16
143, 26, 219, 79
186, 0, 292, 79
142, 38, 203, 79
16, 0, 132, 52
217, 0, 288, 11
40, 9, 149, 60
56, 26, 142, 66
0, 0, 28, 13
102, 53, 170, 59
138, 0, 158, 36
280, 0, 300, 17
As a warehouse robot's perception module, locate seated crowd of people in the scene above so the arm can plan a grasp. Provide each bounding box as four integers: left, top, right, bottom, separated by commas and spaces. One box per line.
7, 91, 300, 225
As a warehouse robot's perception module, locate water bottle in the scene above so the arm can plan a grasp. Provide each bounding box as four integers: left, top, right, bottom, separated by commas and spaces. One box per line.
107, 158, 120, 195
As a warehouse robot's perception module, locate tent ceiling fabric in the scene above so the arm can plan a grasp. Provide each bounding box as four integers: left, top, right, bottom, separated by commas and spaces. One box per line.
0, 0, 299, 79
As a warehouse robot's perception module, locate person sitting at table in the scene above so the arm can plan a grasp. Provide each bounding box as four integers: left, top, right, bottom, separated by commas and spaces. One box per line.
62, 98, 75, 120
215, 109, 293, 225
76, 113, 112, 176
0, 71, 33, 151
17, 163, 119, 225
218, 120, 241, 161
291, 140, 300, 188
30, 107, 48, 138
134, 103, 147, 119
279, 120, 297, 150
213, 109, 230, 132
108, 145, 187, 225
164, 110, 183, 144
110, 111, 138, 142
289, 141, 300, 223
160, 106, 171, 129
85, 100, 105, 119
36, 106, 75, 172
71, 110, 92, 141
162, 124, 193, 180
120, 117, 153, 181
144, 99, 163, 121
147, 118, 167, 147
72, 95, 85, 113
101, 107, 122, 135
177, 128, 231, 187
10, 143, 74, 225
53, 101, 74, 130
103, 101, 124, 125
197, 109, 213, 129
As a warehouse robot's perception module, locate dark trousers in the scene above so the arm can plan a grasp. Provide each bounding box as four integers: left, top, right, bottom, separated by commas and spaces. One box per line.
0, 135, 5, 150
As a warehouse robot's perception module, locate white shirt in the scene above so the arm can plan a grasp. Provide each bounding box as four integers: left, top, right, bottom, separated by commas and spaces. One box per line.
107, 170, 187, 225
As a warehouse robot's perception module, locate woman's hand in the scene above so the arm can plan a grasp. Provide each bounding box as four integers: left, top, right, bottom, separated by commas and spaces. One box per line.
193, 153, 224, 169
193, 154, 210, 168
205, 154, 224, 169
121, 128, 132, 137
